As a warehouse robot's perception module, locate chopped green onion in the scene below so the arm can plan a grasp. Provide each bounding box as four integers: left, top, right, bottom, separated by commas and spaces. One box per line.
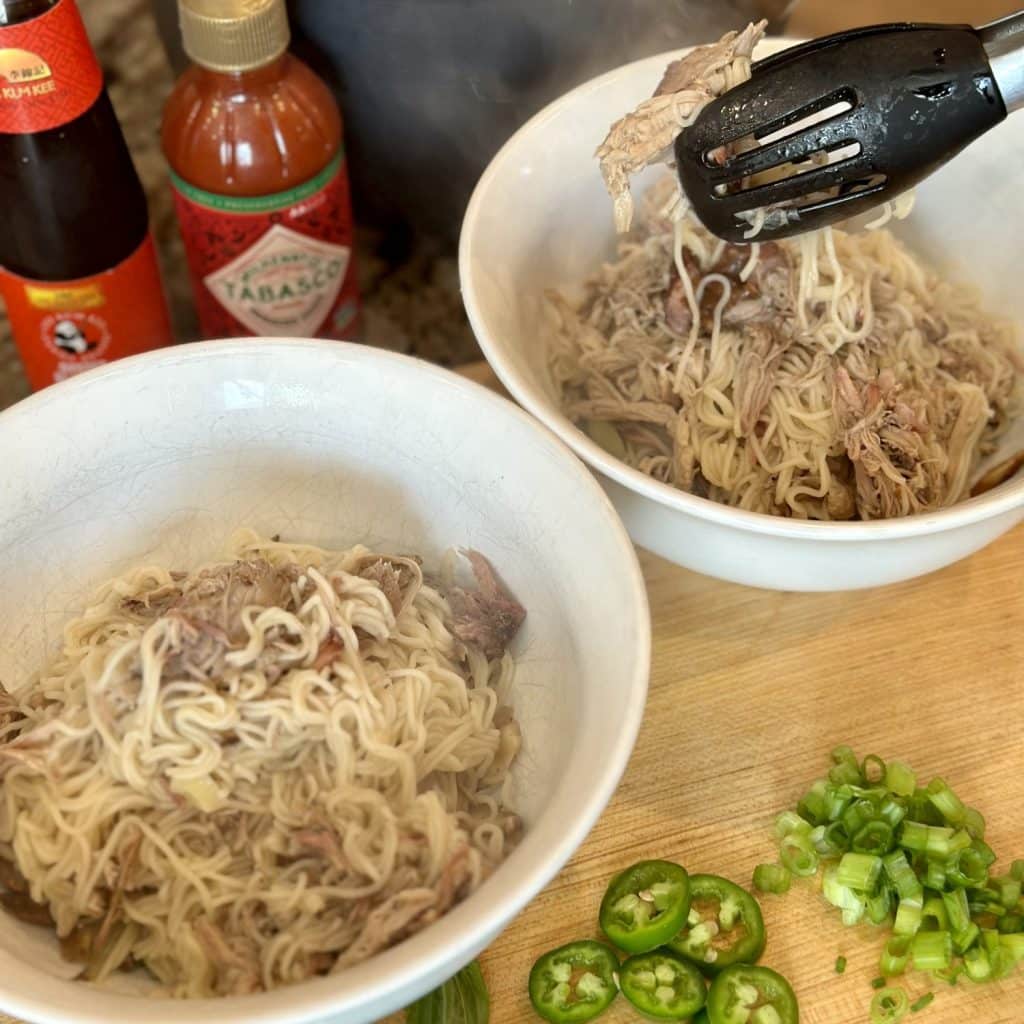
893, 898, 923, 937
837, 852, 883, 892
885, 761, 917, 798
908, 790, 945, 828
909, 992, 934, 1013
953, 922, 980, 954
862, 755, 887, 785
963, 945, 992, 982
921, 898, 949, 933
870, 985, 909, 1024
825, 788, 852, 822
962, 807, 986, 839
998, 914, 1023, 935
797, 780, 829, 826
780, 833, 819, 877
925, 778, 965, 827
823, 867, 866, 924
867, 887, 893, 925
823, 821, 852, 855
883, 851, 924, 902
923, 859, 946, 892
764, 748, 1024, 997
947, 848, 988, 889
995, 876, 1022, 909
968, 895, 1005, 918
842, 799, 878, 836
753, 862, 791, 895
880, 936, 911, 977
831, 759, 864, 786
831, 744, 858, 766
871, 977, 887, 989
972, 838, 997, 868
878, 797, 907, 830
941, 890, 970, 936
912, 931, 952, 971
1000, 933, 1024, 963
899, 822, 953, 856
853, 821, 896, 856
981, 930, 1009, 980
945, 830, 972, 856
774, 809, 812, 839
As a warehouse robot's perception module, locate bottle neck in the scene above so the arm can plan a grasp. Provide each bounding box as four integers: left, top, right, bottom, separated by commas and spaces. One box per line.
192, 53, 290, 94
0, 0, 59, 27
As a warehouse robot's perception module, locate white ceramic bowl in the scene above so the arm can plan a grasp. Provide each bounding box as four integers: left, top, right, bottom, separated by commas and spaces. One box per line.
460, 40, 1024, 591
0, 340, 649, 1024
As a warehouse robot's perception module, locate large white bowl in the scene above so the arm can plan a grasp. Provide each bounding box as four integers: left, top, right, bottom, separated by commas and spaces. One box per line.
460, 39, 1024, 591
0, 340, 649, 1024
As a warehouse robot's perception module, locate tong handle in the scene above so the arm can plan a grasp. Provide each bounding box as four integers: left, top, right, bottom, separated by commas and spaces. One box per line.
980, 10, 1024, 112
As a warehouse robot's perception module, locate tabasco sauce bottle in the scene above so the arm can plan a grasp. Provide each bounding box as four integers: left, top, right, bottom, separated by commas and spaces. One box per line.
0, 0, 174, 390
162, 0, 360, 341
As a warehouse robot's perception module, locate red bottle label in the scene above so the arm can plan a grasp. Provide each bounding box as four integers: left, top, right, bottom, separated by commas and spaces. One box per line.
0, 0, 103, 134
0, 233, 174, 390
170, 151, 361, 340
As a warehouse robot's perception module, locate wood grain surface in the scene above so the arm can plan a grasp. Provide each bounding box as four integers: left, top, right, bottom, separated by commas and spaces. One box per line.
2, 362, 1022, 1024
479, 531, 1024, 1024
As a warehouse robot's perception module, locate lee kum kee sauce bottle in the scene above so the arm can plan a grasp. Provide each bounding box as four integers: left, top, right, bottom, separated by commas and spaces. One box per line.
0, 0, 173, 390
162, 0, 360, 341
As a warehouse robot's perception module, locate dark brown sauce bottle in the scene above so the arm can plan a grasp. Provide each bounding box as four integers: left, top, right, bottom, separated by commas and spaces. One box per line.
0, 0, 172, 388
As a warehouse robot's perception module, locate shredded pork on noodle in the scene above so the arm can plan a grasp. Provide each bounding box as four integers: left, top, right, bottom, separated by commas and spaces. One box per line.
550, 25, 1022, 519
0, 530, 524, 996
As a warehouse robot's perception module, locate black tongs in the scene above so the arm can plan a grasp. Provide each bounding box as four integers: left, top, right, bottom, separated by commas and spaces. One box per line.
676, 13, 1024, 241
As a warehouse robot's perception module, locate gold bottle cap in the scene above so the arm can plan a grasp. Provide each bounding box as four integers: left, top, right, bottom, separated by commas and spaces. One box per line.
178, 0, 290, 74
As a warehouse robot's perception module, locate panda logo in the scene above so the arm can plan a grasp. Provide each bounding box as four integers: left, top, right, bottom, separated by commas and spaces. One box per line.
53, 319, 99, 356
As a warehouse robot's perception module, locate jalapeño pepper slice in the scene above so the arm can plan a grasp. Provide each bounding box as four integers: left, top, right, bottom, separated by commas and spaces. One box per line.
706, 965, 799, 1024
599, 860, 691, 953
668, 874, 765, 973
620, 949, 707, 1021
528, 940, 620, 1023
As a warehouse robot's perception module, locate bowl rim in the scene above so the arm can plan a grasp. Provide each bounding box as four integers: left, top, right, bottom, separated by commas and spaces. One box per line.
0, 338, 651, 1024
459, 44, 1024, 542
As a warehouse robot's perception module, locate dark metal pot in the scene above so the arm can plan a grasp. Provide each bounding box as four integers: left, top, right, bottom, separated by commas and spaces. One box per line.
151, 0, 789, 245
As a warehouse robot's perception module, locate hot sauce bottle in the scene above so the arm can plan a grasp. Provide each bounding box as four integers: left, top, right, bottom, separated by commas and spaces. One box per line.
162, 0, 360, 341
0, 0, 173, 390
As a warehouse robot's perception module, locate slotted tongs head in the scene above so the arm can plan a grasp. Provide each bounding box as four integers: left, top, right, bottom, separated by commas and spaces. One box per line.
675, 20, 1020, 241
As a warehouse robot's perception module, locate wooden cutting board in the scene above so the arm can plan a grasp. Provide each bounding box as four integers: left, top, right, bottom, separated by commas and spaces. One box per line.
481, 533, 1024, 1024
2, 363, 1022, 1024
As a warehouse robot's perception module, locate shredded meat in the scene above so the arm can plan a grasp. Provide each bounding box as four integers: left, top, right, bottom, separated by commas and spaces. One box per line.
294, 828, 347, 871
355, 555, 422, 615
445, 551, 526, 660
833, 366, 961, 518
173, 559, 294, 640
596, 21, 766, 232
193, 918, 262, 996
665, 242, 788, 335
331, 889, 438, 971
734, 324, 789, 435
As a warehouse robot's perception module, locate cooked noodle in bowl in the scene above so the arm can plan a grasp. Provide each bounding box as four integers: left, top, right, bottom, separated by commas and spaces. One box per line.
0, 529, 526, 997
548, 22, 1024, 521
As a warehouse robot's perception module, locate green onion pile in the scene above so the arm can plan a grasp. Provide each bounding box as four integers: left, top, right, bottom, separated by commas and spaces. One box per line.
754, 747, 1024, 1019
